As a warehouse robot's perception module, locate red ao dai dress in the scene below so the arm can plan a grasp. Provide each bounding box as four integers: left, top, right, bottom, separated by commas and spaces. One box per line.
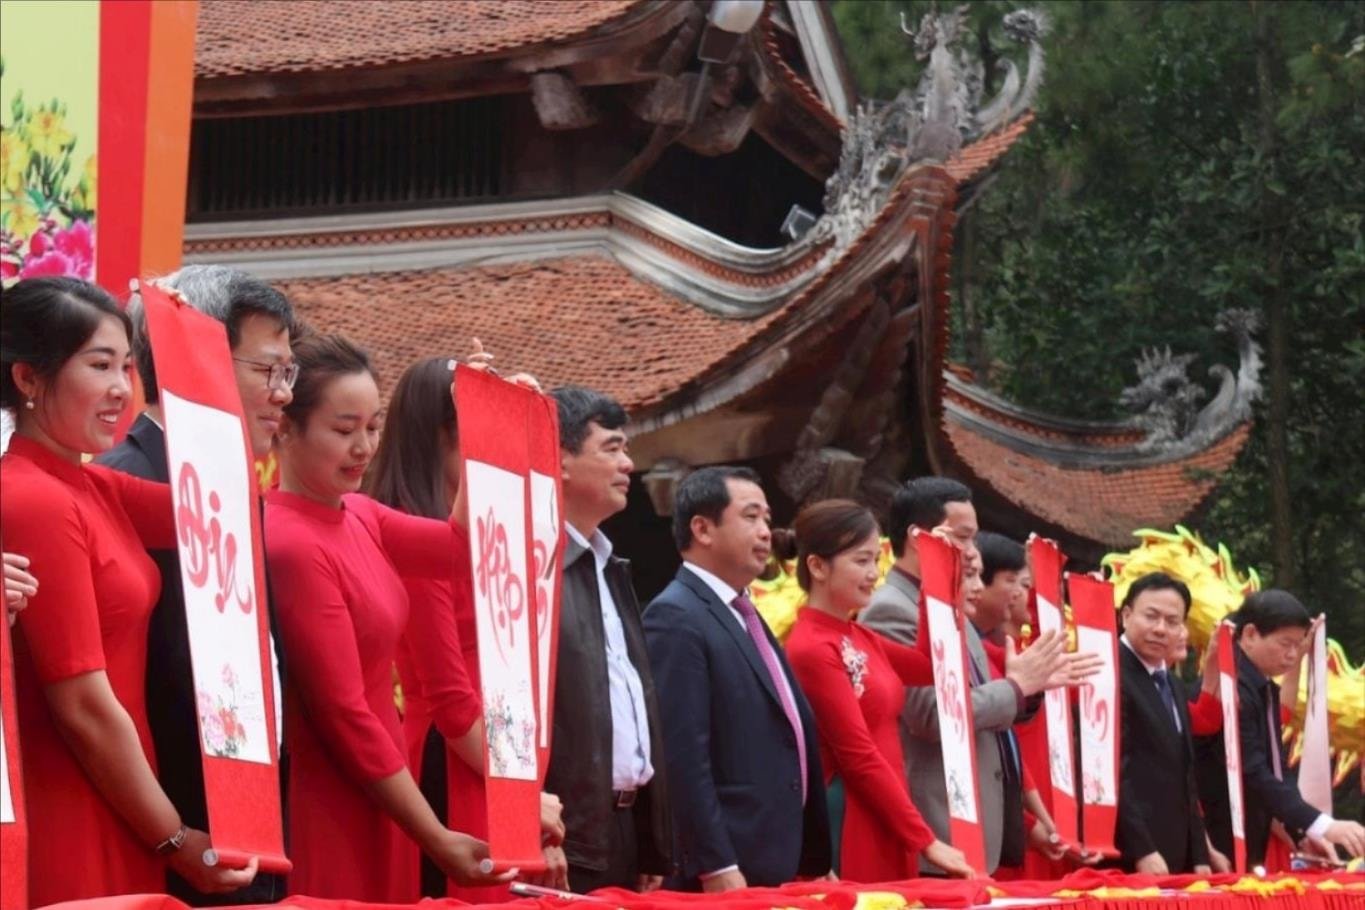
786, 607, 939, 883
265, 490, 466, 902
1, 436, 176, 905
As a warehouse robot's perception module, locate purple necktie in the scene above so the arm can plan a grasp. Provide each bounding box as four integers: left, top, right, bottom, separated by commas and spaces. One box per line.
1268, 692, 1283, 780
733, 593, 807, 801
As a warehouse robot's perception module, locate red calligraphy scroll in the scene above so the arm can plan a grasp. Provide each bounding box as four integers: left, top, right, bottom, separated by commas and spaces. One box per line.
141, 284, 289, 873
454, 366, 547, 874
915, 530, 987, 873
1217, 622, 1247, 872
0, 606, 26, 910
1068, 574, 1120, 858
1028, 535, 1079, 845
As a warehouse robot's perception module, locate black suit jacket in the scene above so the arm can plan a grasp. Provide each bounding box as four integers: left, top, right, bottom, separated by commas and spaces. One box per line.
643, 566, 830, 888
1116, 643, 1209, 872
1235, 646, 1321, 864
97, 414, 285, 904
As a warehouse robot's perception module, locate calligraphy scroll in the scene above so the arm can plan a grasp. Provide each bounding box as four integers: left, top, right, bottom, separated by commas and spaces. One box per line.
1028, 535, 1079, 844
1217, 623, 1246, 872
142, 283, 288, 873
916, 530, 986, 872
455, 366, 546, 873
1297, 617, 1331, 815
1068, 574, 1120, 858
0, 601, 26, 910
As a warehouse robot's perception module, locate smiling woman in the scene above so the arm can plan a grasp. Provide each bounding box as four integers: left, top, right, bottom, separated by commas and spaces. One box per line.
0, 277, 260, 904
264, 333, 514, 901
782, 499, 972, 883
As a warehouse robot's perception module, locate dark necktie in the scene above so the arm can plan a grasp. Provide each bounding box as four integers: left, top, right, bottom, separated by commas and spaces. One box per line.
967, 649, 1021, 783
1152, 668, 1182, 733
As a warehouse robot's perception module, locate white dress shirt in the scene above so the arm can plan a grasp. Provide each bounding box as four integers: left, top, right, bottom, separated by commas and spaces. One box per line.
567, 524, 653, 790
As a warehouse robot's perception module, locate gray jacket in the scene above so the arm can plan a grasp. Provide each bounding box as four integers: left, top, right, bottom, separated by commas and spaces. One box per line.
858, 569, 1023, 874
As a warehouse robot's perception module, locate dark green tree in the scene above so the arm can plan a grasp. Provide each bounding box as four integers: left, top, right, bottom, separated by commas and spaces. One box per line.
831, 0, 1365, 660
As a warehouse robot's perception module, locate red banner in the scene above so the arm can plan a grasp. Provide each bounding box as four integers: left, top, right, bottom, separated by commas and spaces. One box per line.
454, 367, 550, 873
915, 530, 986, 872
1217, 623, 1247, 873
140, 284, 289, 874
1068, 574, 1120, 858
0, 608, 26, 910
1028, 536, 1079, 845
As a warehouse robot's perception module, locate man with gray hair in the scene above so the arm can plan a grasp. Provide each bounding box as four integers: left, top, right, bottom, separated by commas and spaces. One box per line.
97, 265, 297, 904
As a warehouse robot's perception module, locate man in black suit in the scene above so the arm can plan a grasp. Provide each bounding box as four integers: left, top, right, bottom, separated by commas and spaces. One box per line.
97, 266, 296, 904
1228, 591, 1365, 864
644, 466, 830, 891
1115, 572, 1211, 874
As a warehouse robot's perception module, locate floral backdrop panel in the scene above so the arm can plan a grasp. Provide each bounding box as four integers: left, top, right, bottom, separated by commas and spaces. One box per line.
0, 0, 99, 284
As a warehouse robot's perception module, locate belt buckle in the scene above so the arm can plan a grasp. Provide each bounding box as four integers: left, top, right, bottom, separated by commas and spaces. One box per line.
614, 789, 637, 809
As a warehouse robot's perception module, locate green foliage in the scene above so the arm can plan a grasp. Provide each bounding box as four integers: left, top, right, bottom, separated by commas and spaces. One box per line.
831, 0, 1365, 658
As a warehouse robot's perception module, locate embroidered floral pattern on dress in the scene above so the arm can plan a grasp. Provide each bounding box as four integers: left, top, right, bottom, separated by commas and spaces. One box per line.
841, 635, 869, 697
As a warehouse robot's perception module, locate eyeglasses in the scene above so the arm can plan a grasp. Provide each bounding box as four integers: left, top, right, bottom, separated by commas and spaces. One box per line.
233, 358, 300, 391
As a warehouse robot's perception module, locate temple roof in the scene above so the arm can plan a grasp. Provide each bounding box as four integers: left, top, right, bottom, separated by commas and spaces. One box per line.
195, 0, 645, 78
943, 403, 1252, 550
271, 254, 782, 413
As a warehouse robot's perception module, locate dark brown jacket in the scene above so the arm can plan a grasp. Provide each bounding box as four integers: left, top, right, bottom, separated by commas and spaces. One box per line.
545, 532, 672, 874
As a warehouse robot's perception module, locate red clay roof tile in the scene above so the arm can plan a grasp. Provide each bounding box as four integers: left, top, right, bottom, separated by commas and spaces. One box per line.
274, 255, 781, 412
196, 0, 645, 79
945, 419, 1251, 547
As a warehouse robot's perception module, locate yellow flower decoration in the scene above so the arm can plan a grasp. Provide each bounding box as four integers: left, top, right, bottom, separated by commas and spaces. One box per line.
2, 194, 40, 241
25, 107, 74, 158
71, 153, 96, 212
1, 129, 30, 195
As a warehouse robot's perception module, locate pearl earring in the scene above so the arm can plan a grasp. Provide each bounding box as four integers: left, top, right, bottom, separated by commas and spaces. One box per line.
24, 398, 35, 410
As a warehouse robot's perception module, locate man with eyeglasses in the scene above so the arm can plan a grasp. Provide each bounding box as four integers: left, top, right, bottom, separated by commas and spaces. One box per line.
97, 265, 297, 905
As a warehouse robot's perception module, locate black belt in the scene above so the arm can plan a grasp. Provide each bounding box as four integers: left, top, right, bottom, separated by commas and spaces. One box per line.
613, 789, 638, 808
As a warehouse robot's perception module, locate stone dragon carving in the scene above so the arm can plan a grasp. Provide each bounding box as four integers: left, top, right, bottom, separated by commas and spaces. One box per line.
1120, 309, 1263, 455
802, 6, 1048, 252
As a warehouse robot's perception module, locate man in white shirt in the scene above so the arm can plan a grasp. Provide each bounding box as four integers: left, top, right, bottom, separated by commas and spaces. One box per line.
644, 466, 830, 891
547, 387, 672, 893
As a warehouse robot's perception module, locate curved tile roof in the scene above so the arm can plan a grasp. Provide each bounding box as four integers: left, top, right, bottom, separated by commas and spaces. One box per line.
273, 255, 784, 411
196, 0, 644, 78
945, 417, 1252, 548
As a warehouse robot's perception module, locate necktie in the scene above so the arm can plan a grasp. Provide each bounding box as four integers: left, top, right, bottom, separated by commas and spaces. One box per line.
1267, 687, 1283, 780
733, 593, 807, 801
1152, 669, 1182, 733
968, 648, 1021, 783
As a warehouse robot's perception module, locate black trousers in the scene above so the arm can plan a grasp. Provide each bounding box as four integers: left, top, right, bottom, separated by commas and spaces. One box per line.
568, 804, 639, 894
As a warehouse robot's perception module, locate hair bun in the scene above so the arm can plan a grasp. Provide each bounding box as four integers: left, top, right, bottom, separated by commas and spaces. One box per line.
770, 526, 799, 562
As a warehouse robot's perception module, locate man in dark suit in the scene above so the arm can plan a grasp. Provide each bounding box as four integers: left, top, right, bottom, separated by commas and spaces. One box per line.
1228, 591, 1364, 864
1116, 572, 1210, 874
97, 266, 296, 904
644, 466, 830, 892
